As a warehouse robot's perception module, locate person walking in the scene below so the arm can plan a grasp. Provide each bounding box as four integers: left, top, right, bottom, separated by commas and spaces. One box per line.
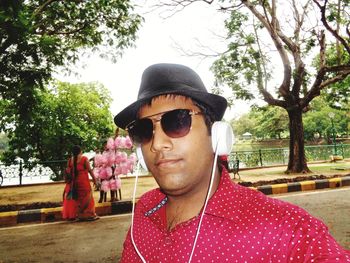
62, 145, 99, 221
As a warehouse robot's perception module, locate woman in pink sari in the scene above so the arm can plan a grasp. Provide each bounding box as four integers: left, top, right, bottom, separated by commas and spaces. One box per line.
62, 145, 99, 221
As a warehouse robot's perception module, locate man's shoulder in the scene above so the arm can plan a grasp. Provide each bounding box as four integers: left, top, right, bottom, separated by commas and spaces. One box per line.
237, 183, 322, 226
216, 178, 312, 223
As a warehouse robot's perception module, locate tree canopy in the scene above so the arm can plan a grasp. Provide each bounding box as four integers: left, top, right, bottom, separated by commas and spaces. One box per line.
232, 105, 289, 140
303, 96, 349, 141
232, 96, 349, 142
1, 81, 115, 163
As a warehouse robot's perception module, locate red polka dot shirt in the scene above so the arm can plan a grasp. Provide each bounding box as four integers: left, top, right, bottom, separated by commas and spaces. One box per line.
120, 168, 350, 262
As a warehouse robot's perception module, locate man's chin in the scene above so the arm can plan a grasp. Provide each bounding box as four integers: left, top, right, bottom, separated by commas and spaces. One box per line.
152, 171, 189, 194
158, 183, 189, 197
160, 188, 186, 197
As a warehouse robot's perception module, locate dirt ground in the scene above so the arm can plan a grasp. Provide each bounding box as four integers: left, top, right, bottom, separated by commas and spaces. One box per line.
0, 175, 158, 211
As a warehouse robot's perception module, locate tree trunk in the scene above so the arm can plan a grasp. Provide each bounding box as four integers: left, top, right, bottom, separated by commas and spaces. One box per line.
286, 108, 311, 174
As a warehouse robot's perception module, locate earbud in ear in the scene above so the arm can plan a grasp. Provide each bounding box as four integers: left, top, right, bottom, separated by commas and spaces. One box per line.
211, 121, 234, 155
136, 146, 148, 171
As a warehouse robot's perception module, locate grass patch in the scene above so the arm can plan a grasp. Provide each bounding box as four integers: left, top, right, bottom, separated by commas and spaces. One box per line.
240, 162, 350, 177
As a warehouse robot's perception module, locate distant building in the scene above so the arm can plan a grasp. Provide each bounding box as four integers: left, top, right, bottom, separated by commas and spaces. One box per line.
242, 132, 252, 140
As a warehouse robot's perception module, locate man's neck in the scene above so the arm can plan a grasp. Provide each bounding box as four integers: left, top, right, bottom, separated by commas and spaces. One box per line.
165, 168, 221, 231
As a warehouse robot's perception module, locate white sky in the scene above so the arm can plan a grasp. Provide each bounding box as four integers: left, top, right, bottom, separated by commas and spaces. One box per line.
57, 1, 256, 121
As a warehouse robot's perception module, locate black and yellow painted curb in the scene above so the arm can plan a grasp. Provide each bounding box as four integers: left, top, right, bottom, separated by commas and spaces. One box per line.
0, 201, 134, 228
256, 176, 350, 195
0, 176, 349, 228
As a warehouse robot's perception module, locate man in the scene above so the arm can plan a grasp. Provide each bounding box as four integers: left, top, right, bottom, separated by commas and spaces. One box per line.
114, 63, 350, 262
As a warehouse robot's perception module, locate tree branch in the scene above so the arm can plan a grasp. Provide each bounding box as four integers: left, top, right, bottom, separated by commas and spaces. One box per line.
301, 30, 326, 107
320, 70, 350, 88
242, 0, 292, 99
33, 0, 60, 17
312, 0, 350, 55
302, 29, 350, 108
324, 65, 350, 73
302, 68, 350, 107
290, 0, 311, 98
150, 0, 214, 18
38, 23, 88, 36
260, 89, 287, 108
253, 16, 268, 90
218, 3, 244, 11
319, 30, 326, 68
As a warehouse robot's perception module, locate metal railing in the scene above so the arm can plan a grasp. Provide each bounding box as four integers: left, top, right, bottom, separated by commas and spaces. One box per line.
229, 143, 349, 169
0, 160, 66, 186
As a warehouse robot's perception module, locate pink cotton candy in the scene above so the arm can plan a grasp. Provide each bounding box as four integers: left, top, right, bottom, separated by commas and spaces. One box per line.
93, 168, 100, 178
114, 165, 122, 176
101, 152, 109, 166
119, 137, 126, 148
114, 136, 122, 148
129, 153, 137, 165
121, 164, 129, 175
107, 151, 115, 167
109, 179, 117, 190
124, 136, 133, 149
94, 153, 103, 167
127, 158, 134, 167
101, 180, 110, 192
106, 137, 115, 150
120, 152, 127, 163
105, 166, 113, 179
115, 151, 122, 164
98, 168, 108, 180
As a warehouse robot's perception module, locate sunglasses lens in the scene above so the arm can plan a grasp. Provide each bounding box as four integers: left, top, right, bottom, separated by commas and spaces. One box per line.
162, 109, 192, 138
127, 109, 195, 145
128, 118, 153, 144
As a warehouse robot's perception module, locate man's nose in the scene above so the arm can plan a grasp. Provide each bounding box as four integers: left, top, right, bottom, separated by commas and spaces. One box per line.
150, 122, 173, 152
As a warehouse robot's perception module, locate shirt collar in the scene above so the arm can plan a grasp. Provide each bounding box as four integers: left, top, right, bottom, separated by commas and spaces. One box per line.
139, 167, 244, 223
204, 168, 244, 222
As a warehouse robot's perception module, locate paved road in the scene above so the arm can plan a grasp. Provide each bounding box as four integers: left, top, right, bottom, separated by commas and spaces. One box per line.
0, 188, 349, 262
0, 214, 131, 263
277, 187, 350, 249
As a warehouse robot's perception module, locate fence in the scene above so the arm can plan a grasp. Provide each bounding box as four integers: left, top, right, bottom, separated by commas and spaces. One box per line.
0, 160, 66, 186
1, 144, 349, 186
229, 143, 350, 169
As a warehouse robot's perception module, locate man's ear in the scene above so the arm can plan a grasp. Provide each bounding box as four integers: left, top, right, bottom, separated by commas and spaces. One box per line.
136, 146, 148, 171
211, 121, 234, 155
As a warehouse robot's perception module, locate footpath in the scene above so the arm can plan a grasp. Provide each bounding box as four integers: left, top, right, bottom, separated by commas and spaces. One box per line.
0, 161, 349, 228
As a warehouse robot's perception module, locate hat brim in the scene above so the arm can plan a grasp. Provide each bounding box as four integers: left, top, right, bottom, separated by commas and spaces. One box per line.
114, 88, 227, 129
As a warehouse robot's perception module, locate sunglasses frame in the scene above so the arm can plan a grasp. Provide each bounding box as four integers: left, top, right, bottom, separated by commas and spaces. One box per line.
126, 109, 202, 144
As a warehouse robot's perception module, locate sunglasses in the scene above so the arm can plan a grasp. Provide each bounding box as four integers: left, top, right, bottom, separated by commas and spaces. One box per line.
126, 109, 202, 144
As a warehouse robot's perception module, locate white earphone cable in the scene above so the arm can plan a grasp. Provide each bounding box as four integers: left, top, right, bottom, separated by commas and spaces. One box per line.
130, 167, 147, 263
188, 143, 219, 263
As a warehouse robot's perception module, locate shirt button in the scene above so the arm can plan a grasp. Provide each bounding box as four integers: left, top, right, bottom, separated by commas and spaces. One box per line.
164, 236, 172, 245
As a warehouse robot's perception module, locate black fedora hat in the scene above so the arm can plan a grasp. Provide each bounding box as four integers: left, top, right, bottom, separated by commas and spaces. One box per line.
114, 63, 227, 129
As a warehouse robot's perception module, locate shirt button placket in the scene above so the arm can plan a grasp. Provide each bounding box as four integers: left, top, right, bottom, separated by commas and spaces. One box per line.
161, 233, 174, 262
164, 235, 172, 245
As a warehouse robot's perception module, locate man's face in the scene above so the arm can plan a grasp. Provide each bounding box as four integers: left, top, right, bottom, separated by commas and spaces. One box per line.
138, 95, 215, 197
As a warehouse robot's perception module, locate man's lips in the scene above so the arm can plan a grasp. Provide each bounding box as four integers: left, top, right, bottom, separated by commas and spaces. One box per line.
155, 158, 181, 167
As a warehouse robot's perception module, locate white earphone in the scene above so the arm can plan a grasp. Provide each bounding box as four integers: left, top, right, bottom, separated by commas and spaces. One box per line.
135, 121, 234, 170
211, 121, 234, 155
